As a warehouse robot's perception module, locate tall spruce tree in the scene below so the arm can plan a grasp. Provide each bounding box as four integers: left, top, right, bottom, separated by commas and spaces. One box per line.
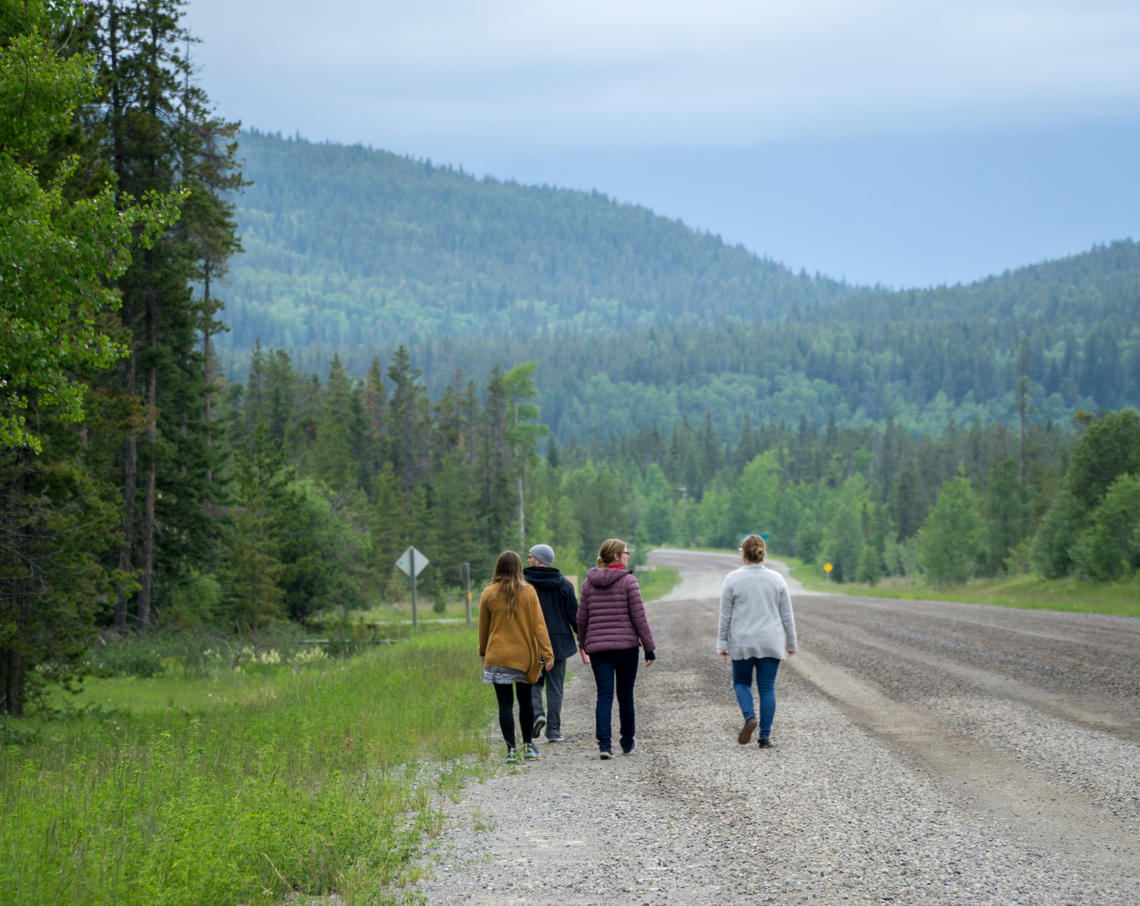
94, 0, 242, 631
478, 366, 518, 556
313, 354, 354, 493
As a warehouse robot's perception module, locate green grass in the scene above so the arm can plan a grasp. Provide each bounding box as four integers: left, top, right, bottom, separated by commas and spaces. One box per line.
637, 564, 682, 602
309, 596, 482, 654
323, 563, 683, 630
786, 556, 1140, 618
2, 627, 493, 906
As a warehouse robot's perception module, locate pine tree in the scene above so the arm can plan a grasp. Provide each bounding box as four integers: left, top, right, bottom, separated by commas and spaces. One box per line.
220, 421, 289, 628
313, 354, 354, 493
369, 464, 406, 600
94, 0, 242, 632
983, 458, 1027, 575
501, 363, 547, 548
386, 346, 432, 493
359, 356, 388, 489
478, 366, 518, 555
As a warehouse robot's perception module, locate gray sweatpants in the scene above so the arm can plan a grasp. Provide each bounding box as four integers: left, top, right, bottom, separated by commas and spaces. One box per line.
530, 657, 568, 737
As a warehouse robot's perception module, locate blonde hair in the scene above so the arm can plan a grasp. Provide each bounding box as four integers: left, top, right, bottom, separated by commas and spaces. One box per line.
491, 551, 525, 616
741, 534, 766, 563
596, 538, 628, 567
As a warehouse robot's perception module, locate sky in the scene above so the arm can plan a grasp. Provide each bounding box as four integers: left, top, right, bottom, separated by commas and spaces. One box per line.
181, 0, 1140, 289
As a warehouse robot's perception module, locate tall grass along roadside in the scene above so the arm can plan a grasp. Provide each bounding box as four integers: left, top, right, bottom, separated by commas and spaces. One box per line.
1, 626, 488, 905
787, 556, 1140, 618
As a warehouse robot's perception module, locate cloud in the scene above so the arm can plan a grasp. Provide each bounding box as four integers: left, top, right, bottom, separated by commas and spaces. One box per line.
186, 0, 1140, 152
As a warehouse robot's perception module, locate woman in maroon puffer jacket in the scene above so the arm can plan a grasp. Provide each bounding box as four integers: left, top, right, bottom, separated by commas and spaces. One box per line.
577, 538, 656, 759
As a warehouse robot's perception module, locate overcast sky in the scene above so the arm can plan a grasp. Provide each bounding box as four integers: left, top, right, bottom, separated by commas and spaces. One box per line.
182, 0, 1140, 288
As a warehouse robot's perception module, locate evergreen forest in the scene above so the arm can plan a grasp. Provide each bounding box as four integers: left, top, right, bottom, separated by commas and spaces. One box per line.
2, 1, 1139, 720
219, 129, 1140, 442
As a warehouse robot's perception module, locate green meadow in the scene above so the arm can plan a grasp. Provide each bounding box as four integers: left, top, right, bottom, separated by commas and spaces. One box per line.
1, 628, 492, 906
788, 557, 1140, 618
0, 565, 683, 906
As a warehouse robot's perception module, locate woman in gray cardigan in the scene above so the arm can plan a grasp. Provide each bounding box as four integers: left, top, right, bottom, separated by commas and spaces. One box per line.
716, 535, 797, 748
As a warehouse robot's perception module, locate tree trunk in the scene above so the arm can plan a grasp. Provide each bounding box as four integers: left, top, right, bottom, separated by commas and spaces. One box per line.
203, 269, 213, 484
2, 647, 25, 716
115, 352, 137, 632
139, 284, 158, 633
108, 0, 136, 634
518, 473, 526, 549
1, 459, 30, 715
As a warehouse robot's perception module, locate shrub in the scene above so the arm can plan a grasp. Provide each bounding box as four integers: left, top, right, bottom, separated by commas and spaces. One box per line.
85, 638, 164, 678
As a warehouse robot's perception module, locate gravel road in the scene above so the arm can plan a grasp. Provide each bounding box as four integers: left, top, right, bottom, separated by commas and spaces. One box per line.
410, 549, 1140, 905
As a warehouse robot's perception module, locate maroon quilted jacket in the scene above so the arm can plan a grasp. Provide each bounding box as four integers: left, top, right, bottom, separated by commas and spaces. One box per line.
577, 566, 656, 657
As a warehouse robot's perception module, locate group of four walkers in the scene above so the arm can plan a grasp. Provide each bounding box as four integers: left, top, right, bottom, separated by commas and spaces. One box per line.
477, 535, 797, 763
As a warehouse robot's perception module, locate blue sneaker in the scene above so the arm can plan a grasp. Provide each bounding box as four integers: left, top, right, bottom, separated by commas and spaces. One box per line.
505, 747, 520, 764
524, 742, 540, 760
599, 748, 613, 760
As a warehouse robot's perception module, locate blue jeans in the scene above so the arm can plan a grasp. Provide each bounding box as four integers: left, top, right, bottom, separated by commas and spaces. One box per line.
530, 657, 567, 737
732, 657, 781, 738
590, 647, 639, 751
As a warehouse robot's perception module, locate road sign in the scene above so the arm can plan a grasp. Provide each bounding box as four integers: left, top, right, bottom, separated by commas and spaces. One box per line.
396, 546, 428, 578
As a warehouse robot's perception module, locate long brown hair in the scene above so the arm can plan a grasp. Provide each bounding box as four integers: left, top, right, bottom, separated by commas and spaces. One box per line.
491, 550, 525, 617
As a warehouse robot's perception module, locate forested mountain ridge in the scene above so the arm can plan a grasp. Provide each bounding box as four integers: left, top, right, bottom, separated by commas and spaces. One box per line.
221, 128, 853, 351
826, 239, 1140, 325
217, 130, 1139, 442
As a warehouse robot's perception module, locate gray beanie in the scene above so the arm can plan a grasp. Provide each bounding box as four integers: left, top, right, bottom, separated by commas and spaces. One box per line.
529, 544, 555, 566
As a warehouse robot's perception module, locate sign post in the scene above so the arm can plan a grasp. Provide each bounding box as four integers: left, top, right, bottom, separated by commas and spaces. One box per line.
396, 546, 429, 630
823, 562, 833, 582
462, 562, 471, 624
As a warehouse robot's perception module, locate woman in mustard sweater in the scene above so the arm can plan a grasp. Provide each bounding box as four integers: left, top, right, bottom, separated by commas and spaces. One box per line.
479, 551, 554, 762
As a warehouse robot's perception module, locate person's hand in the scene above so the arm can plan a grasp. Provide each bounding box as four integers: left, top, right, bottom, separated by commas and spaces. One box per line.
579, 649, 590, 664
787, 650, 796, 657
718, 650, 728, 661
544, 660, 553, 672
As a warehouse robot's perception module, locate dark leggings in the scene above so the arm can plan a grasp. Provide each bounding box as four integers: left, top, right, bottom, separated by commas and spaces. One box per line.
493, 681, 535, 749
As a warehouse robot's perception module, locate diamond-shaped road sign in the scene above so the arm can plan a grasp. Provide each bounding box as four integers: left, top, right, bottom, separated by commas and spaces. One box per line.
396, 546, 428, 578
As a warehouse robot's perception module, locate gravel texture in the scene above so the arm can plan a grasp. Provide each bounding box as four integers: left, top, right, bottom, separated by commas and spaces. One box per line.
409, 550, 1140, 905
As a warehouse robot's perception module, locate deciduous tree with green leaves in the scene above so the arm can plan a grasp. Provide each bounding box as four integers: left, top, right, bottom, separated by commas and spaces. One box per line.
0, 0, 173, 452
1, 0, 175, 714
917, 475, 986, 588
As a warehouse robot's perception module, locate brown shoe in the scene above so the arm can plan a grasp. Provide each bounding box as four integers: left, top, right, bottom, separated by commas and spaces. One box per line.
738, 716, 759, 744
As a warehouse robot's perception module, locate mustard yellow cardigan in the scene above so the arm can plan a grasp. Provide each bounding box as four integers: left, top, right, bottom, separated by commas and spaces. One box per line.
478, 582, 554, 684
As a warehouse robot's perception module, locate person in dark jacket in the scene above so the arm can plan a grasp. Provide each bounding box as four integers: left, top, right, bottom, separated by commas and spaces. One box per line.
524, 543, 580, 742
577, 538, 656, 759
